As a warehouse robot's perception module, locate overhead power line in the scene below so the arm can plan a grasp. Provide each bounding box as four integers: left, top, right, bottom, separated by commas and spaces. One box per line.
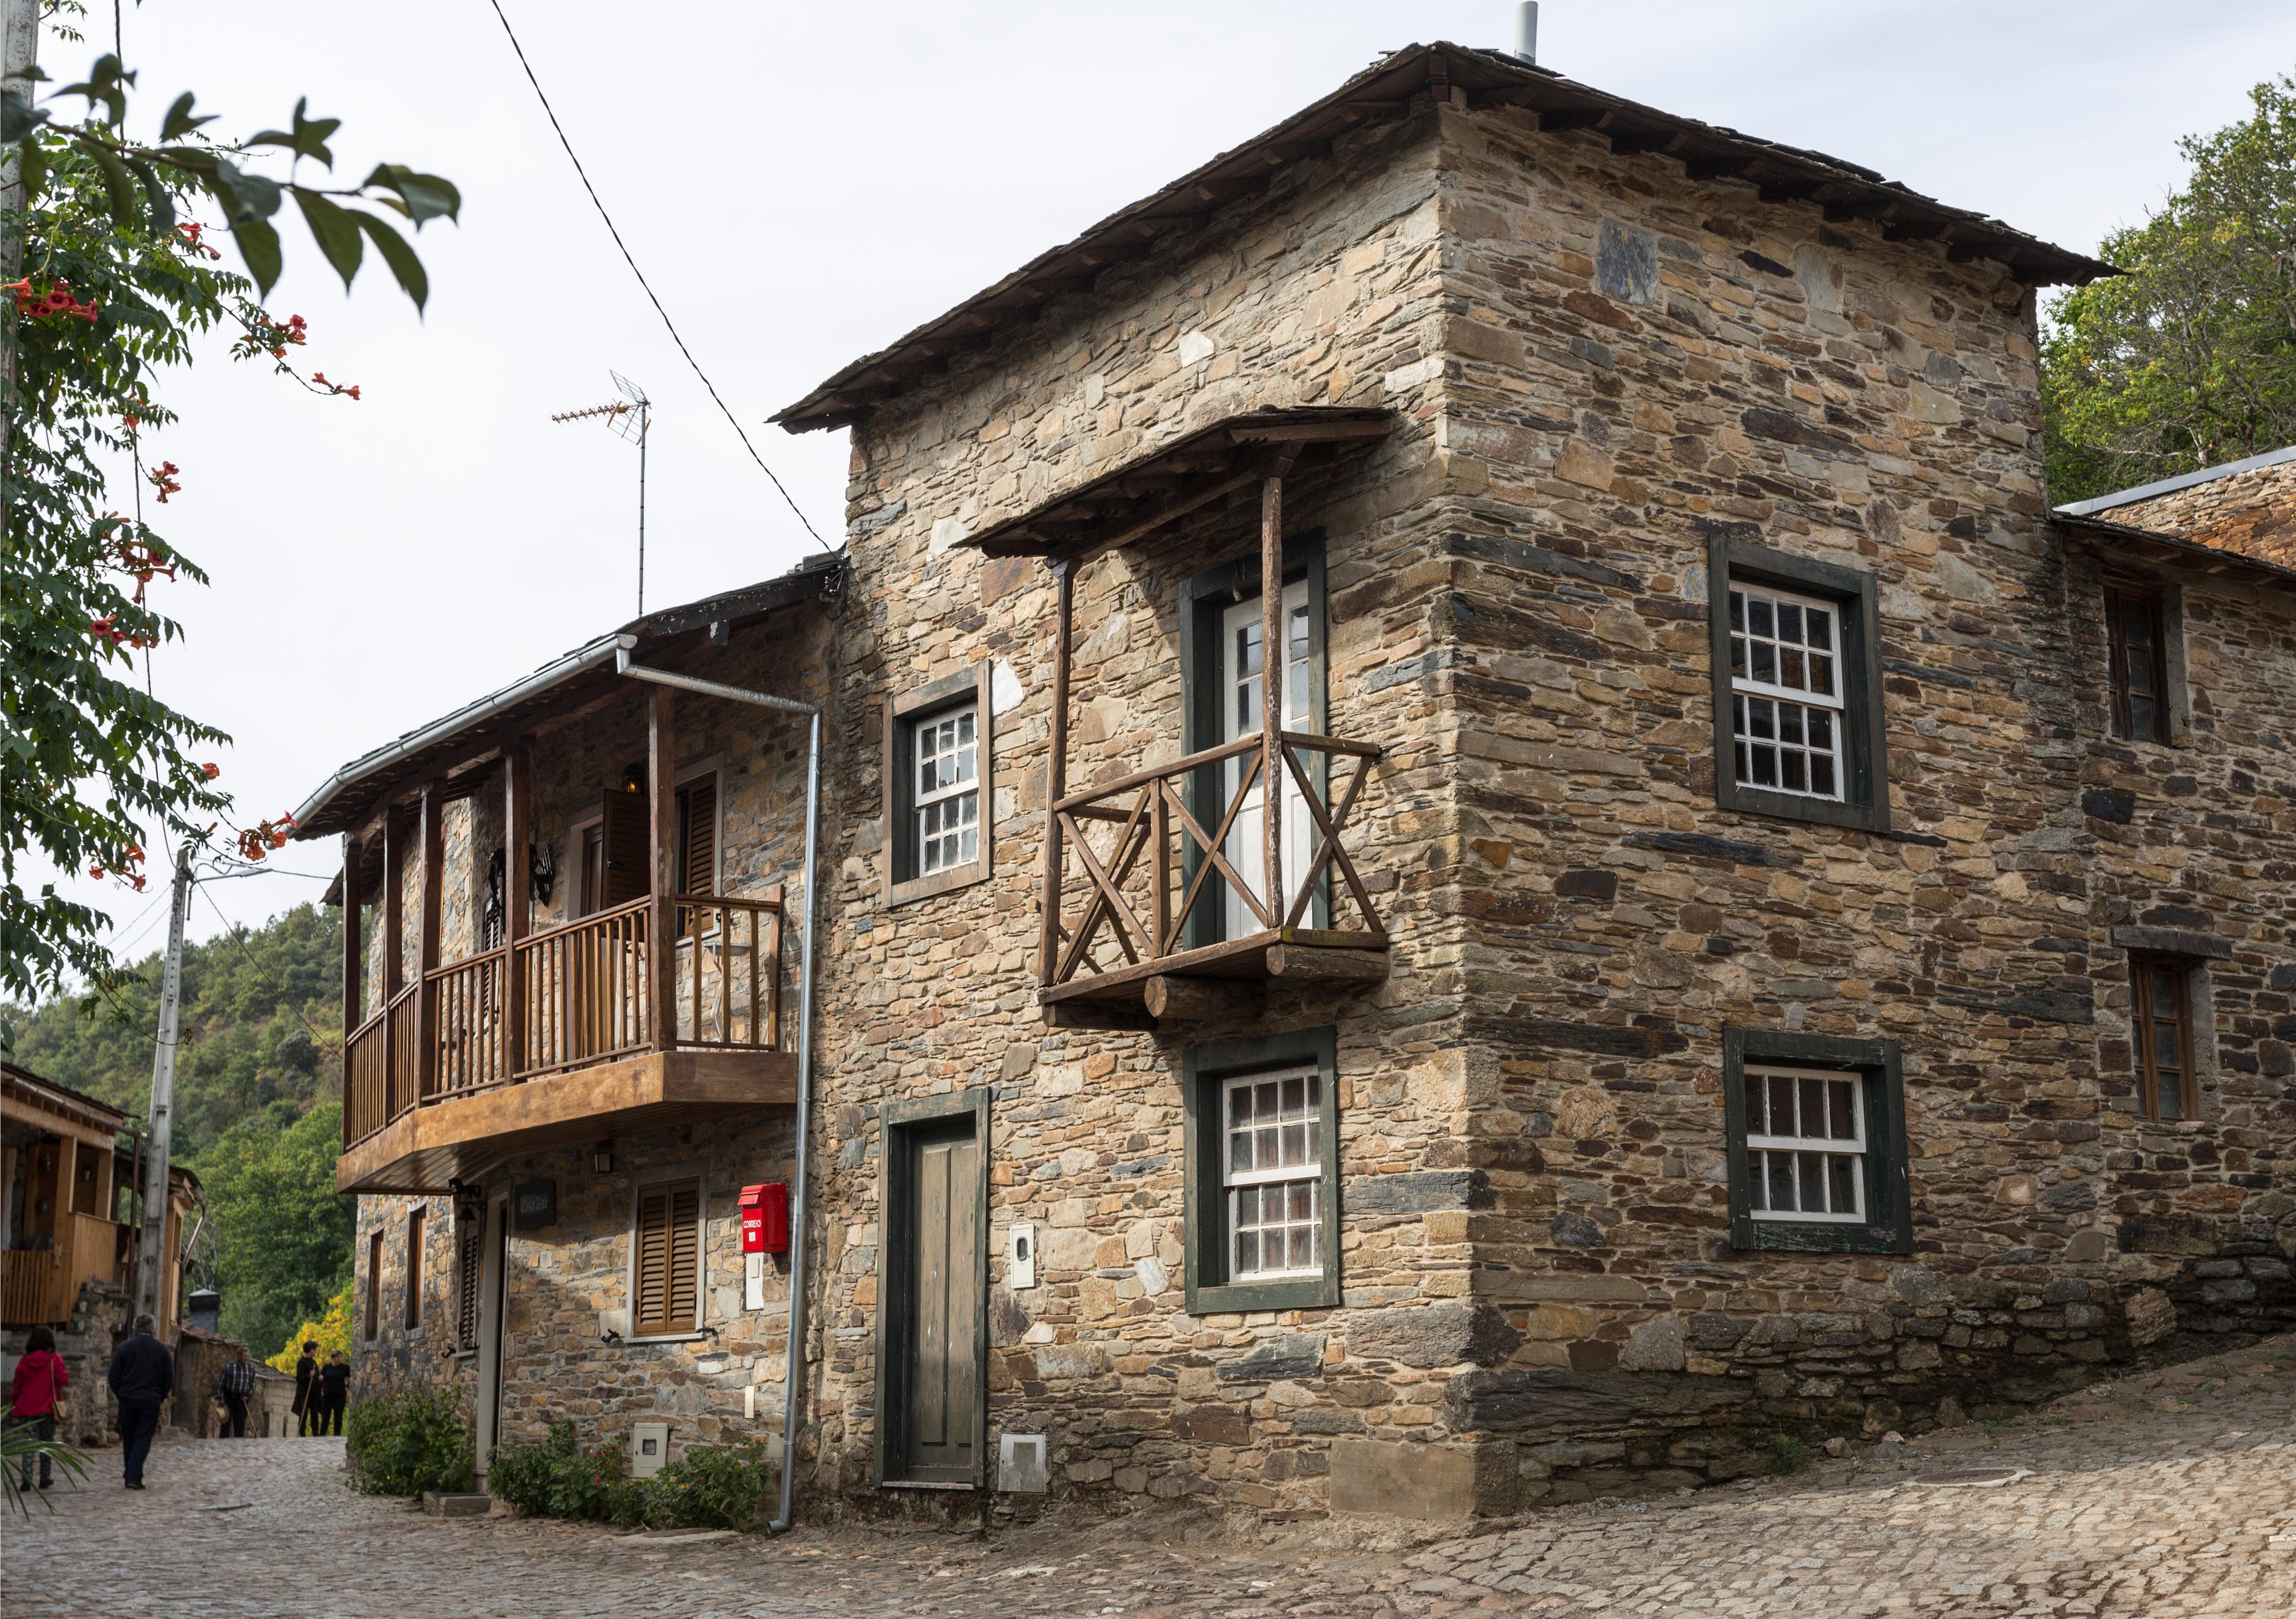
485, 0, 831, 552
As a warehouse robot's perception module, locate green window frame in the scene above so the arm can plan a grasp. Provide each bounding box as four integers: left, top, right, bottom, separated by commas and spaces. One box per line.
883, 662, 994, 906
1707, 535, 1890, 833
1724, 1027, 1911, 1254
1183, 1025, 1342, 1313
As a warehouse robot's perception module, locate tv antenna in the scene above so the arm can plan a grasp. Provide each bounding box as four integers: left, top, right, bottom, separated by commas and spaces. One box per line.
552, 371, 653, 613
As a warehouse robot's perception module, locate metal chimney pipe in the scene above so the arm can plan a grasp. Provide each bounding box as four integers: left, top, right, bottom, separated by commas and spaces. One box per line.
1514, 1, 1538, 65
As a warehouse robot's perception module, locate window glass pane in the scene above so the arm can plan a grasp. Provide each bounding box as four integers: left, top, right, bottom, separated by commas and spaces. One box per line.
1829, 1081, 1857, 1140
1809, 652, 1835, 697
1747, 1152, 1767, 1211
1827, 1153, 1857, 1214
1288, 1225, 1315, 1270
1748, 597, 1774, 638
2150, 969, 2181, 1021
1799, 1078, 1826, 1140
2158, 1072, 2183, 1122
1289, 1182, 1315, 1222
1730, 635, 1747, 677
1233, 1228, 1258, 1275
1782, 752, 1806, 793
1777, 603, 1804, 644
1767, 1153, 1797, 1212
1745, 1077, 1766, 1135
1747, 701, 1776, 740
1751, 640, 1776, 683
1781, 647, 1805, 689
1780, 707, 1805, 746
1770, 1074, 1798, 1137
1799, 1152, 1827, 1212
1810, 755, 1837, 797
1281, 1075, 1305, 1117
2153, 1021, 2182, 1071
1806, 610, 1832, 652
1728, 590, 1746, 632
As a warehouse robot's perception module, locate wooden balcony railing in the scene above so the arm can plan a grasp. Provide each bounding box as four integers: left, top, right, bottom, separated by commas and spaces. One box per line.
1, 1213, 131, 1327
1044, 729, 1387, 990
342, 891, 785, 1151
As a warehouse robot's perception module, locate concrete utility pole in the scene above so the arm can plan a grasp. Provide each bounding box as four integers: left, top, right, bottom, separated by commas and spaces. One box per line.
2, 0, 40, 460
136, 844, 193, 1327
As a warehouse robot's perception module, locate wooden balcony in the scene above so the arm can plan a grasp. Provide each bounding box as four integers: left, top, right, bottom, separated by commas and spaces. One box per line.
338, 892, 792, 1194
1, 1213, 129, 1328
985, 407, 1399, 1027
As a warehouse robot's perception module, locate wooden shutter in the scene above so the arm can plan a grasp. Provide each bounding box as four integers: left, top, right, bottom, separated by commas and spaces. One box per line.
678, 778, 717, 898
599, 789, 649, 908
456, 1219, 483, 1352
365, 1230, 383, 1340
632, 1180, 701, 1337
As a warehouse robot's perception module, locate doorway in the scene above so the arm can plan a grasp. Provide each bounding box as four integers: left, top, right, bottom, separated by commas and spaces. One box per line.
875, 1091, 988, 1487
1218, 578, 1315, 939
473, 1195, 510, 1481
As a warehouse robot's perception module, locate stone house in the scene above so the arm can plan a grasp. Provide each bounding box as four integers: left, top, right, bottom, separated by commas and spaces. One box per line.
311, 41, 2295, 1523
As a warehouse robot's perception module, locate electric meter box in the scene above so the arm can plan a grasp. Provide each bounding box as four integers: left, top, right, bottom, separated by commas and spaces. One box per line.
630, 1422, 671, 1480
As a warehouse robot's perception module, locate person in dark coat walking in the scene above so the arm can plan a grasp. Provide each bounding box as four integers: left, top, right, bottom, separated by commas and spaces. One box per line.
106, 1314, 173, 1489
292, 1340, 319, 1435
216, 1345, 256, 1439
315, 1350, 349, 1436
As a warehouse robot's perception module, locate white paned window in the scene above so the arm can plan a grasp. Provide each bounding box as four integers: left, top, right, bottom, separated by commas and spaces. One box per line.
1745, 1066, 1866, 1222
1223, 1067, 1322, 1279
913, 705, 979, 876
1729, 583, 1844, 800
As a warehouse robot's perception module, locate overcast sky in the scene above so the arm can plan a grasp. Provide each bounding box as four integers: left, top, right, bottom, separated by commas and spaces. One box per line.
33, 0, 2296, 976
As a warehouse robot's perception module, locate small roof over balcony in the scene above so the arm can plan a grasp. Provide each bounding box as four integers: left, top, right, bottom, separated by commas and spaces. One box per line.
965, 406, 1394, 561
292, 553, 844, 849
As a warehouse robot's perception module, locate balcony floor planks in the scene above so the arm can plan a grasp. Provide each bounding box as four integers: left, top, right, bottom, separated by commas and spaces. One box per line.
1037, 928, 1388, 1011
336, 1047, 798, 1195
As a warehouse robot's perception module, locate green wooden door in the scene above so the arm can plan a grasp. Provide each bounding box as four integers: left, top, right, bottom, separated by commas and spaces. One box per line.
901, 1127, 979, 1482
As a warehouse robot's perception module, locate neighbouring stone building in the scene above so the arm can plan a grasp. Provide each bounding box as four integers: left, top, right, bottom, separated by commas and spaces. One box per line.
314, 40, 2295, 1525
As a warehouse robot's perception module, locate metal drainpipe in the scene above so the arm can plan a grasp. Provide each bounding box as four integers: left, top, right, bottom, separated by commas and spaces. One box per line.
614, 638, 821, 1533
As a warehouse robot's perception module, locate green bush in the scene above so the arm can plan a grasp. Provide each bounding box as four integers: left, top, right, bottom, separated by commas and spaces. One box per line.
344, 1389, 475, 1497
1766, 1432, 1810, 1475
481, 1422, 773, 1531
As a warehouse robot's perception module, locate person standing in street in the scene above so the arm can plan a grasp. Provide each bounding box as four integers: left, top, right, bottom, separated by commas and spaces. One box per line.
292, 1340, 319, 1435
316, 1350, 349, 1437
7, 1325, 69, 1492
106, 1314, 173, 1490
216, 1345, 256, 1439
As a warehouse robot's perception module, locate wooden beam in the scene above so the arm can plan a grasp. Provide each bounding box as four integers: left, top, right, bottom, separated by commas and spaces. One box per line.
1265, 943, 1390, 983
418, 781, 445, 1102
1144, 976, 1264, 1022
503, 751, 531, 1081
1038, 558, 1074, 983
648, 685, 679, 1050
1260, 472, 1285, 953
1536, 108, 1609, 133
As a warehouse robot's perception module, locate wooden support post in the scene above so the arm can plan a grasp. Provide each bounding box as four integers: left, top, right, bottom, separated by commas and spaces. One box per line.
382, 809, 405, 1116
340, 834, 362, 1153
1038, 558, 1074, 983
1259, 473, 1285, 932
503, 750, 531, 1079
1142, 975, 1264, 1023
648, 685, 679, 1049
418, 781, 445, 1101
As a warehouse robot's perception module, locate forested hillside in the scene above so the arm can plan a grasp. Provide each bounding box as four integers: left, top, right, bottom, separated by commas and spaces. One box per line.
4, 902, 355, 1357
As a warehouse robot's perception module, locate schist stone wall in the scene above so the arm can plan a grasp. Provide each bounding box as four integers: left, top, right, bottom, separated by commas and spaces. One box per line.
349, 614, 833, 1465
2105, 456, 2296, 570
796, 87, 2294, 1522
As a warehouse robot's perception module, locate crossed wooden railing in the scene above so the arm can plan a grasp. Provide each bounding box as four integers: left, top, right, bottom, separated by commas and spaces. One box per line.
342, 892, 784, 1150
1045, 730, 1385, 986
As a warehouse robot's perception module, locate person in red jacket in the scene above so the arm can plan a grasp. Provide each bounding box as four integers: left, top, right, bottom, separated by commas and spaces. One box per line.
8, 1325, 69, 1492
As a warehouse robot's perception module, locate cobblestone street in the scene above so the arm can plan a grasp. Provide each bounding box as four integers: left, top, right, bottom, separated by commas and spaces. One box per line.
7, 1337, 2291, 1618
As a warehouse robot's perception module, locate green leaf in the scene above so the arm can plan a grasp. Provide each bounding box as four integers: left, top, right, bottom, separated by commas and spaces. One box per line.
360, 164, 460, 226
129, 158, 177, 239
228, 216, 284, 298
0, 96, 46, 144
85, 143, 143, 231
14, 139, 45, 203
55, 53, 135, 127
291, 188, 363, 288
206, 159, 283, 224
349, 209, 427, 311
159, 92, 216, 143
249, 97, 341, 168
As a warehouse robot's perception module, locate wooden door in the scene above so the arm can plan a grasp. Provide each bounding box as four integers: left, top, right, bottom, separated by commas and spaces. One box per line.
599, 790, 650, 909
896, 1124, 981, 1483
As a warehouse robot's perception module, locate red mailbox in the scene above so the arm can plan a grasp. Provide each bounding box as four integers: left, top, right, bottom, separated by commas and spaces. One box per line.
740, 1182, 788, 1254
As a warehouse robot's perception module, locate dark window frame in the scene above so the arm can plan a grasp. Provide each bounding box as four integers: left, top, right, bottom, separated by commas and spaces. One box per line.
364, 1228, 383, 1341
1182, 1025, 1342, 1313
2104, 583, 2172, 744
1706, 536, 1890, 833
872, 1086, 991, 1490
1177, 531, 1329, 950
883, 662, 994, 907
1723, 1027, 1911, 1254
2128, 952, 2198, 1122
404, 1206, 425, 1331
